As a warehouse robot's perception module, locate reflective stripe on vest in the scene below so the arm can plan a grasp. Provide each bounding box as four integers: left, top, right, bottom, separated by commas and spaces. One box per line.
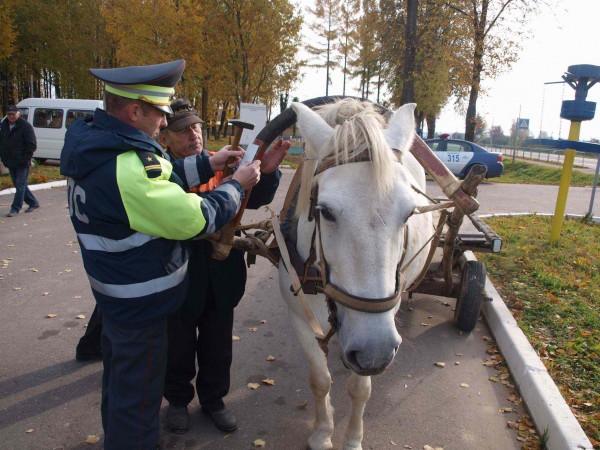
78, 232, 158, 252
184, 155, 200, 187
87, 257, 188, 299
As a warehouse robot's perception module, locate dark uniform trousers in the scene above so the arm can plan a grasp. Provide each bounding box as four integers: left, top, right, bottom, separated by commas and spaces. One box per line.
164, 274, 234, 412
101, 314, 167, 450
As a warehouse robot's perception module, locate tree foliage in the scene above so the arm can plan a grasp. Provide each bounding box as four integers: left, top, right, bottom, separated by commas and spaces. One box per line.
447, 0, 546, 141
305, 0, 342, 96
0, 0, 301, 133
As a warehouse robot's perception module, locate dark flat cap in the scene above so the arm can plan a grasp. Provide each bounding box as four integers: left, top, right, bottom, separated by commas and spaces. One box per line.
166, 98, 203, 132
6, 105, 18, 113
89, 60, 186, 113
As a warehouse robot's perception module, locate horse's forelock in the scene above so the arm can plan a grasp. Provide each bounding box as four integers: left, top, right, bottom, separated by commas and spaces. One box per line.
295, 99, 398, 218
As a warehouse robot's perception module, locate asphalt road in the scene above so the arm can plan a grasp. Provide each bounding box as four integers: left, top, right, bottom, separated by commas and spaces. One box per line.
0, 171, 596, 450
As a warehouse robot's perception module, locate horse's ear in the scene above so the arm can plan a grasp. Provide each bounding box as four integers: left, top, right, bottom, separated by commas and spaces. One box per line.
383, 103, 416, 152
292, 102, 334, 155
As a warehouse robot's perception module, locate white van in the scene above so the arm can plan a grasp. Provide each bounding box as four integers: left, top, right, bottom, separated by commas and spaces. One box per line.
16, 98, 104, 161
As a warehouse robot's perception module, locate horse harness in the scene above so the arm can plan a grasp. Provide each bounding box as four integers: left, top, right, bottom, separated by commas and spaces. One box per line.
275, 149, 449, 355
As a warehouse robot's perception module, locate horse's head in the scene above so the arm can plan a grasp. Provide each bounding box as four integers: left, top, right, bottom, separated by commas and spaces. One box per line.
292, 99, 431, 376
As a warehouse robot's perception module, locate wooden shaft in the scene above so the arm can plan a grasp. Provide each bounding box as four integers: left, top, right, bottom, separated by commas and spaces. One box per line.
210, 140, 269, 260
409, 135, 480, 216
222, 127, 244, 178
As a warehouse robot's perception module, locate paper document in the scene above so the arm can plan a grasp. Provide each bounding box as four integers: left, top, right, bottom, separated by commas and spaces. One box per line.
240, 143, 259, 166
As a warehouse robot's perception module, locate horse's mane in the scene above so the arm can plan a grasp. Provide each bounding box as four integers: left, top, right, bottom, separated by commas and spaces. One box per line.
296, 99, 398, 217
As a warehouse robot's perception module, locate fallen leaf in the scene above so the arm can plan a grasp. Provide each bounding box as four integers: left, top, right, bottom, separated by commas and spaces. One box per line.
434, 362, 446, 368
297, 402, 308, 409
42, 292, 49, 296
454, 361, 460, 365
489, 376, 500, 382
232, 335, 240, 341
260, 320, 267, 324
499, 407, 513, 414
250, 327, 258, 332
460, 383, 469, 388
266, 355, 276, 361
262, 378, 275, 386
420, 322, 429, 326
46, 314, 57, 318
76, 315, 86, 320
25, 429, 34, 433
253, 438, 266, 447
247, 383, 260, 390
403, 446, 413, 449
13, 287, 21, 291
64, 269, 72, 273
455, 352, 462, 357
85, 435, 100, 444
390, 440, 397, 446
74, 295, 82, 299
29, 268, 39, 272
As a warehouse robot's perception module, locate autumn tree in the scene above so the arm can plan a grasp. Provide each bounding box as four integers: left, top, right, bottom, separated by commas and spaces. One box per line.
305, 0, 342, 96
338, 0, 359, 96
380, 0, 465, 136
202, 0, 302, 112
0, 3, 16, 111
447, 0, 549, 142
349, 0, 383, 100
0, 0, 114, 107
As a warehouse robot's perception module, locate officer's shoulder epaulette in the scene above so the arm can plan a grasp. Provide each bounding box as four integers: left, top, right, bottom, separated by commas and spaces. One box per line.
135, 150, 163, 179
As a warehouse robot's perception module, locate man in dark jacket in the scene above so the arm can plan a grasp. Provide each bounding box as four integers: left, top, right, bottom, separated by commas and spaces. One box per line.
0, 105, 40, 217
60, 60, 261, 450
160, 99, 289, 433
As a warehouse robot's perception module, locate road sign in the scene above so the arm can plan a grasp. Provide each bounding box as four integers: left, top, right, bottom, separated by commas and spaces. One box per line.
517, 118, 529, 129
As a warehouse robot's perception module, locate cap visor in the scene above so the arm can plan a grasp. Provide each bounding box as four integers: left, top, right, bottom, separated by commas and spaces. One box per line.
153, 104, 173, 114
168, 115, 203, 132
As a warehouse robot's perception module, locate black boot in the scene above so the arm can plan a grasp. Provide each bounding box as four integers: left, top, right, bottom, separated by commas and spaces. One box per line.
166, 404, 190, 433
202, 406, 237, 432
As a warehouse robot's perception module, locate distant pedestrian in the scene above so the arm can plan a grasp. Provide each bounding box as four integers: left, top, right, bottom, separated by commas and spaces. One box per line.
0, 105, 40, 217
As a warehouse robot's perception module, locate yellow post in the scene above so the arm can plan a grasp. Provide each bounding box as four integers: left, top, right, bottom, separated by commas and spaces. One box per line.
550, 121, 581, 243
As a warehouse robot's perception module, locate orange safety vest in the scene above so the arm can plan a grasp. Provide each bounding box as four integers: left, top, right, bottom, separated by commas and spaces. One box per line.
188, 151, 223, 193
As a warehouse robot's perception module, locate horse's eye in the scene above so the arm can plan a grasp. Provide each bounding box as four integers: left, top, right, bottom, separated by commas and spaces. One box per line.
316, 205, 336, 222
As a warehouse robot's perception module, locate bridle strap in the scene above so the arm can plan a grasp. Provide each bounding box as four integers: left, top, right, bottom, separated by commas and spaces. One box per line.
323, 273, 405, 313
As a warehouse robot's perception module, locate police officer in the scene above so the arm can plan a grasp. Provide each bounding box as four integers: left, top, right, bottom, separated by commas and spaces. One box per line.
60, 60, 261, 450
159, 99, 289, 433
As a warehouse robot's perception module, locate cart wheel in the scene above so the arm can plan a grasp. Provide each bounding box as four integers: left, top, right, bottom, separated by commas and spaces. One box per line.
454, 260, 486, 332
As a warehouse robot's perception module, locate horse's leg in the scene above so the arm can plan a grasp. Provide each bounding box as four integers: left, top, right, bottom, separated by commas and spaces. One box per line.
289, 315, 334, 450
342, 373, 371, 450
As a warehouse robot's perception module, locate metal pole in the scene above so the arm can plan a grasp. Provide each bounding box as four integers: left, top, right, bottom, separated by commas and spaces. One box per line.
550, 121, 581, 243
587, 157, 600, 218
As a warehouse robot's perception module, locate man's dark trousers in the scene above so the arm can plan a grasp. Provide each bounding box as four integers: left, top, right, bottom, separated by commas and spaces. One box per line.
8, 166, 38, 213
101, 314, 167, 449
164, 290, 233, 412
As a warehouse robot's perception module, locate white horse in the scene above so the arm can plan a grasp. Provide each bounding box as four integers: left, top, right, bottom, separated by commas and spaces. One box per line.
278, 99, 433, 450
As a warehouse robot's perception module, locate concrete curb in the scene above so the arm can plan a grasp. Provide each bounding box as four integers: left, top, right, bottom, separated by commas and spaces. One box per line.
463, 227, 594, 450
0, 179, 67, 196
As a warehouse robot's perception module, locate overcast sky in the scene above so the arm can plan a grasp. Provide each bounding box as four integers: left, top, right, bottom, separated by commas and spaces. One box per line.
290, 0, 600, 141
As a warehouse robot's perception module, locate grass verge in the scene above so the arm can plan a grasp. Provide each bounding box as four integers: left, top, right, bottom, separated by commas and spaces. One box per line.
0, 163, 63, 191
495, 160, 597, 186
477, 215, 599, 447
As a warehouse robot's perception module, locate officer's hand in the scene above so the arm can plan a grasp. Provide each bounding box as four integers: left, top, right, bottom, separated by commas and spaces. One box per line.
209, 145, 244, 171
232, 160, 261, 191
261, 139, 291, 174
